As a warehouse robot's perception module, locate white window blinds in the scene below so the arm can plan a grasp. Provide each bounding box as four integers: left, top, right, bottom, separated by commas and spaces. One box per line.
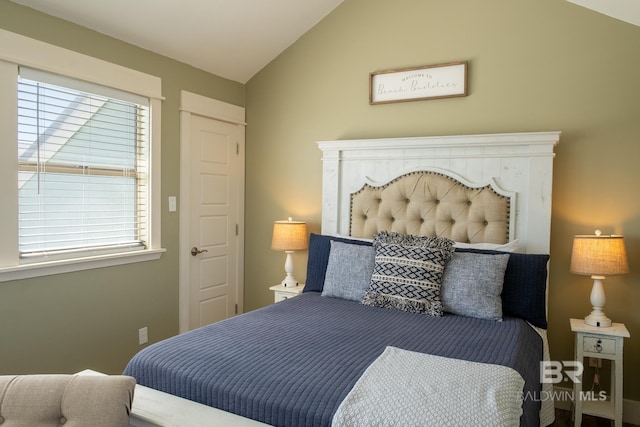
17, 67, 150, 259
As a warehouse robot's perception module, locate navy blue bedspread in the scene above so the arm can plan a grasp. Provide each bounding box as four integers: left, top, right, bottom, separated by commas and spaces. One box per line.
124, 292, 542, 427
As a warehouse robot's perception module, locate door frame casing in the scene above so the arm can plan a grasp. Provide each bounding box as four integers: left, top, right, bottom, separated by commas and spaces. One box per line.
179, 91, 246, 333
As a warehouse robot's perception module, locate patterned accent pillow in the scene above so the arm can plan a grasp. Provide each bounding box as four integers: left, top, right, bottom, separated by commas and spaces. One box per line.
440, 252, 510, 320
362, 231, 455, 316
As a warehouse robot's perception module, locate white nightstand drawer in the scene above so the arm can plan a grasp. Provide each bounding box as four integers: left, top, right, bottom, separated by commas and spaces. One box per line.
583, 335, 616, 355
274, 293, 292, 303
270, 284, 305, 303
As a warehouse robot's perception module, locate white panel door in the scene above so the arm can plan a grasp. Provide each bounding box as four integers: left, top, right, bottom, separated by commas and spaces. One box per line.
189, 114, 239, 329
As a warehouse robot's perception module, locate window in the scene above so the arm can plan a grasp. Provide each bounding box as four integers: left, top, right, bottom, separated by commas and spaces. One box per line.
0, 29, 163, 282
17, 69, 149, 260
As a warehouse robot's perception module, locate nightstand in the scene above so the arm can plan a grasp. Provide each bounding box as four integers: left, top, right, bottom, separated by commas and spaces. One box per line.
269, 284, 305, 303
570, 318, 630, 427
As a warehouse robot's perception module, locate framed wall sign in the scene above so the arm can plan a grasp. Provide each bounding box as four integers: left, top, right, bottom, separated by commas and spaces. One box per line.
369, 61, 467, 104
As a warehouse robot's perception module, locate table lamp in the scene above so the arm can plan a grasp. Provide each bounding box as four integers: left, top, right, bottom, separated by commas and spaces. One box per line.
570, 230, 629, 327
271, 218, 308, 287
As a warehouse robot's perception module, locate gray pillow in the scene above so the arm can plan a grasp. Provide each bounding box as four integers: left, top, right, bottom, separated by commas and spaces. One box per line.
322, 241, 376, 301
440, 252, 510, 320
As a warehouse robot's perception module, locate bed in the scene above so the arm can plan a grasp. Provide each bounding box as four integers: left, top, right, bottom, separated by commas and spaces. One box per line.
124, 131, 561, 427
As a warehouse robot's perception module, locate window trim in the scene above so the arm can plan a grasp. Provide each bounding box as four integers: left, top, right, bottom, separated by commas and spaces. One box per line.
0, 29, 164, 282
0, 249, 166, 282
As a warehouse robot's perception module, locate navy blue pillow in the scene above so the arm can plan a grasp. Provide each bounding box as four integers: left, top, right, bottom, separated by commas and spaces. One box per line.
455, 248, 549, 329
304, 233, 373, 293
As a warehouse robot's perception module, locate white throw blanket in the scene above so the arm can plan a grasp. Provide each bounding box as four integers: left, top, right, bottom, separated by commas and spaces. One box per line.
332, 346, 525, 427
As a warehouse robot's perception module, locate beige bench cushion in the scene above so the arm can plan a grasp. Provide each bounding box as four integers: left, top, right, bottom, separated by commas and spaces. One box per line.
0, 374, 135, 427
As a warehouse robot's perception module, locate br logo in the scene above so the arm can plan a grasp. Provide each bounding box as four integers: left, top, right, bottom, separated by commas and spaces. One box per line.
540, 361, 583, 384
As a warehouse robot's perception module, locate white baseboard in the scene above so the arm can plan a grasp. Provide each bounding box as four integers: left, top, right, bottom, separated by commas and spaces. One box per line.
553, 386, 640, 425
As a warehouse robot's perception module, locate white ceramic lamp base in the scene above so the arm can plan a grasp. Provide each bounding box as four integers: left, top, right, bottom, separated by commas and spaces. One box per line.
584, 276, 612, 328
280, 251, 299, 287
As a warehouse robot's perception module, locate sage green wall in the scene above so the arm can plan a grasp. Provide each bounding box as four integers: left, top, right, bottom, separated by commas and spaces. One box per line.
0, 1, 244, 374
245, 0, 640, 400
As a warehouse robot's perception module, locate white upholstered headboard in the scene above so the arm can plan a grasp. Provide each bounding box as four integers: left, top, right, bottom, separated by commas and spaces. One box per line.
317, 131, 560, 254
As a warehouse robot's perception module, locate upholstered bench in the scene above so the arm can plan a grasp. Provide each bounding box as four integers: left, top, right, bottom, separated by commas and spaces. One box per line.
0, 374, 135, 427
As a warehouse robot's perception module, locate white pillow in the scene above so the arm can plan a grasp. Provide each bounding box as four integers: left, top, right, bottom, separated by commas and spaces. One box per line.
335, 234, 374, 243
453, 239, 519, 252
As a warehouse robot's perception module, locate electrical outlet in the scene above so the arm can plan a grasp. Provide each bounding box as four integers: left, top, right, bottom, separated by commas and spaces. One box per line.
588, 357, 602, 368
138, 327, 148, 345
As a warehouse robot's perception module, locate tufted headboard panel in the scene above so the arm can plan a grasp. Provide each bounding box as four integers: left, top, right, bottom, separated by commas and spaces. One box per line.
350, 171, 510, 243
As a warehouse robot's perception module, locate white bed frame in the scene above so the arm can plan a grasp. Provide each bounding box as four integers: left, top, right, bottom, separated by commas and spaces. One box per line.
125, 131, 560, 426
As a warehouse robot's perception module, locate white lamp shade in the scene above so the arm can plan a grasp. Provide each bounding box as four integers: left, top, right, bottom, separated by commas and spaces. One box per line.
271, 220, 308, 251
570, 234, 629, 276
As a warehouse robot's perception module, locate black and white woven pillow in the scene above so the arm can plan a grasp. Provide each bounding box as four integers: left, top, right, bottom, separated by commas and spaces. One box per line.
361, 231, 455, 316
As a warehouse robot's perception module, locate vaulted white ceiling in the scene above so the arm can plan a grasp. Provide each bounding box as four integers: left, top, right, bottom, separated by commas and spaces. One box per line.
9, 0, 638, 84
10, 0, 344, 84
566, 0, 640, 27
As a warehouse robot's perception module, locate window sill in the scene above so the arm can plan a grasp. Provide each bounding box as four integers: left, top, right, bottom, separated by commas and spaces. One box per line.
0, 248, 166, 283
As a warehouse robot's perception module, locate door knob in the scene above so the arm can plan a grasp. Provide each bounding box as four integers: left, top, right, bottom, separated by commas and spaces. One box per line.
191, 246, 208, 256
